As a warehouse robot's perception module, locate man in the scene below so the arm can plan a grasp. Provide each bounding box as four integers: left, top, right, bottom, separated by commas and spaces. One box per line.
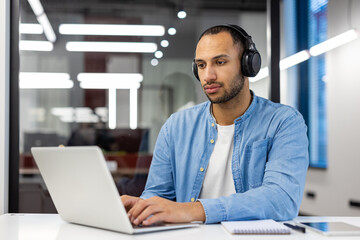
122, 24, 309, 226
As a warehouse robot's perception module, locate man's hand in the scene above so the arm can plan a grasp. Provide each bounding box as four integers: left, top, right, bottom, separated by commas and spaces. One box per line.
127, 196, 205, 226
121, 195, 140, 212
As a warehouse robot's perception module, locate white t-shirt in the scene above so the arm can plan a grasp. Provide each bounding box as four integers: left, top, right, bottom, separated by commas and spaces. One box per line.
199, 124, 236, 199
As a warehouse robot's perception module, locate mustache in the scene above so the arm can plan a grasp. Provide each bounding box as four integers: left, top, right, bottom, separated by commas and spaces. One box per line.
202, 82, 224, 88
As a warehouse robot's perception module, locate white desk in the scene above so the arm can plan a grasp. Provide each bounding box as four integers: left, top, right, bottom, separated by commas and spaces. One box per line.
1, 214, 360, 240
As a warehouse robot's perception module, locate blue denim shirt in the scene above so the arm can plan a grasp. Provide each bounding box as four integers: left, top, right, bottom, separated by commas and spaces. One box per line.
141, 93, 309, 224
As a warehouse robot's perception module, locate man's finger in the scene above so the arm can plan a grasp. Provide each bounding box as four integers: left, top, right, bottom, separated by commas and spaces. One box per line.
142, 212, 168, 226
132, 204, 162, 225
121, 196, 139, 211
128, 198, 149, 219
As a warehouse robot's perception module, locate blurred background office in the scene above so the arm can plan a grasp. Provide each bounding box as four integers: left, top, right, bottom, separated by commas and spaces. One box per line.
1, 0, 360, 217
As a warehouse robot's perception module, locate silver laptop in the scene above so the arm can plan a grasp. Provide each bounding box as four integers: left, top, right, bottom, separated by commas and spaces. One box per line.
31, 146, 199, 234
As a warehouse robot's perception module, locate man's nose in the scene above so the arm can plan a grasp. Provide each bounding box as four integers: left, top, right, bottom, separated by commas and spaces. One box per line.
202, 66, 216, 83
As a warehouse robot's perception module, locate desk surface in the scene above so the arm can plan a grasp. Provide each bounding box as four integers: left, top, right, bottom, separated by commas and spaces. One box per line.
1, 214, 360, 240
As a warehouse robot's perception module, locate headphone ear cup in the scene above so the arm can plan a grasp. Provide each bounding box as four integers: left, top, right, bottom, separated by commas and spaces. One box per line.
192, 61, 200, 81
241, 50, 261, 77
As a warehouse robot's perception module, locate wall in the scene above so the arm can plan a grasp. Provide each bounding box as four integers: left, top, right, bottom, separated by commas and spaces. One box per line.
239, 11, 269, 99
0, 0, 10, 214
300, 0, 360, 216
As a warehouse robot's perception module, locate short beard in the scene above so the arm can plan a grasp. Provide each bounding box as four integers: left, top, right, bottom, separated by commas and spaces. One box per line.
204, 75, 245, 104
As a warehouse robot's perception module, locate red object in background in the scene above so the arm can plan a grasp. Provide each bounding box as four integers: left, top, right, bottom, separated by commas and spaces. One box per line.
106, 154, 152, 169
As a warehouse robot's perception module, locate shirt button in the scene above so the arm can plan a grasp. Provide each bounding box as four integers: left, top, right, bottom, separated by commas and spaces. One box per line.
210, 139, 214, 144
200, 167, 204, 172
191, 198, 195, 202
211, 123, 215, 127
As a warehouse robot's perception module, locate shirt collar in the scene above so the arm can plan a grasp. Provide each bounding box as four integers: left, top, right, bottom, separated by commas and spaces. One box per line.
206, 90, 258, 124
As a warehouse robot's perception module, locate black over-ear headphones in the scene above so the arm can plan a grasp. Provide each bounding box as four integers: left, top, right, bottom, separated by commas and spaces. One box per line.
192, 24, 261, 81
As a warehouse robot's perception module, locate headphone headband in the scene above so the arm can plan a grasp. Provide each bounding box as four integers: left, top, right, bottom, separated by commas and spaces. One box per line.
220, 24, 252, 44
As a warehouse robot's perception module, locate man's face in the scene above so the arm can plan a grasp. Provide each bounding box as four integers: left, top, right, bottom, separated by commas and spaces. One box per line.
194, 31, 245, 104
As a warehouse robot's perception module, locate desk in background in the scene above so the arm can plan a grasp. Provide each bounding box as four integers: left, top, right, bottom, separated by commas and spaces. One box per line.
1, 214, 360, 240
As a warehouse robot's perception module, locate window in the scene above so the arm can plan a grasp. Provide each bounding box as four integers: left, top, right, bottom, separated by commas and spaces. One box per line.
308, 0, 328, 168
283, 0, 328, 168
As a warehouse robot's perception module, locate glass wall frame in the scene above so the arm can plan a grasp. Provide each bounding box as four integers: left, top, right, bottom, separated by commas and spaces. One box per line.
12, 0, 268, 213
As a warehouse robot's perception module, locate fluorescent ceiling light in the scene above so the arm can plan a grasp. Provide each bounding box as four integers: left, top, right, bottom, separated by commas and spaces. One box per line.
279, 50, 310, 70
27, 0, 56, 42
108, 88, 116, 129
27, 0, 44, 16
19, 72, 74, 89
155, 50, 163, 58
51, 107, 73, 116
66, 41, 157, 53
249, 67, 269, 83
249, 51, 310, 83
107, 88, 138, 130
19, 40, 53, 51
77, 73, 142, 129
73, 108, 99, 123
59, 24, 165, 36
51, 107, 99, 123
78, 73, 143, 82
95, 107, 108, 122
20, 72, 70, 81
20, 79, 73, 89
250, 30, 359, 83
80, 81, 141, 89
37, 14, 56, 42
78, 73, 143, 89
20, 23, 43, 34
177, 11, 187, 19
129, 88, 138, 130
309, 29, 359, 56
160, 40, 169, 47
151, 58, 159, 66
19, 72, 73, 89
168, 28, 176, 35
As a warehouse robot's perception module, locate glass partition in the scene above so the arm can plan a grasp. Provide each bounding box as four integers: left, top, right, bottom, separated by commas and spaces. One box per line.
18, 0, 267, 212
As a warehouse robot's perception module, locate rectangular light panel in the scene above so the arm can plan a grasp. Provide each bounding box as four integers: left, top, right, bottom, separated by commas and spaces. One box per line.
66, 41, 157, 53
20, 40, 53, 51
78, 73, 143, 89
20, 23, 43, 34
279, 50, 310, 70
59, 24, 165, 36
19, 72, 73, 89
310, 29, 359, 56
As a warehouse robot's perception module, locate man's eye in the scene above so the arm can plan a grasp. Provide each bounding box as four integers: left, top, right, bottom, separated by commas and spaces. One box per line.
197, 63, 205, 69
217, 60, 226, 65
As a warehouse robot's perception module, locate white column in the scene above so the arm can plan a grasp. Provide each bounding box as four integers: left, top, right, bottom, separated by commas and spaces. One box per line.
129, 88, 137, 130
0, 0, 10, 214
108, 88, 117, 129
